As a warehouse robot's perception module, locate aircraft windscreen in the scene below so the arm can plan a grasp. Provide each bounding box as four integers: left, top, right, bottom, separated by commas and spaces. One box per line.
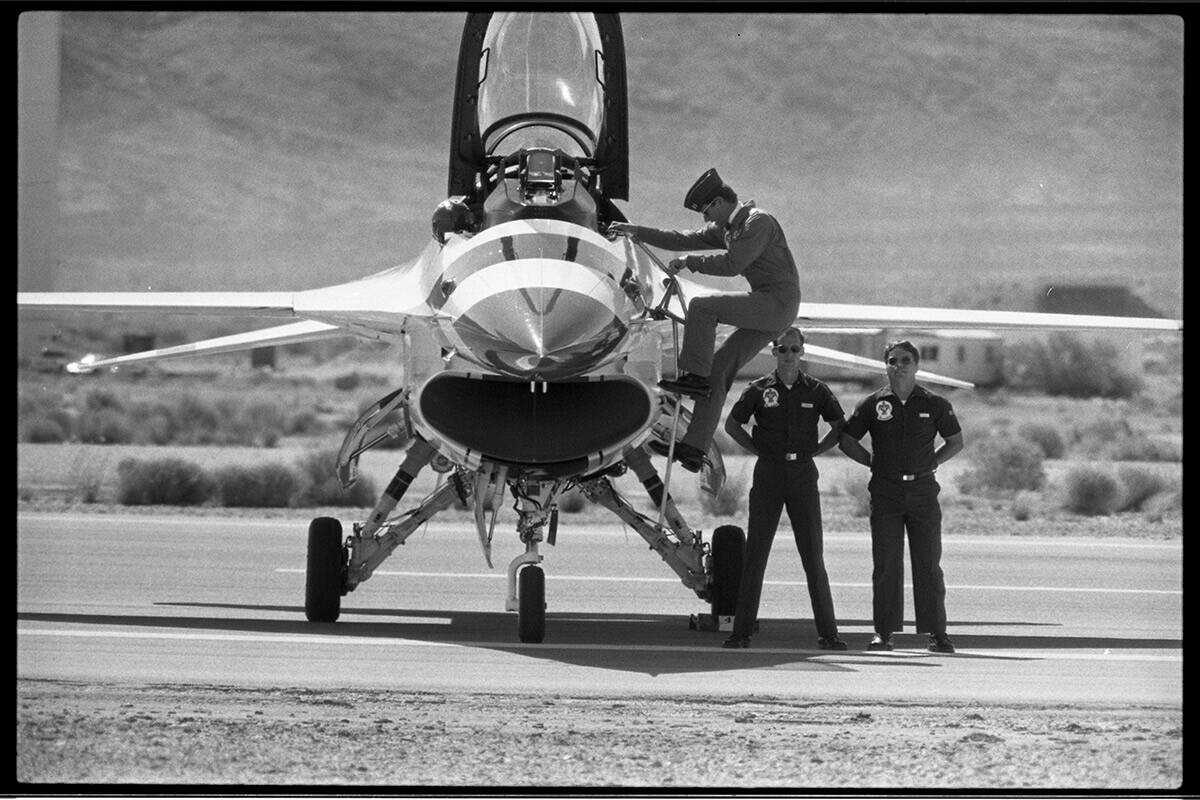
478, 13, 606, 158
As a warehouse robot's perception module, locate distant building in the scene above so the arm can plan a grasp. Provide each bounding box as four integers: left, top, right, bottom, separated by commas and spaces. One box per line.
1037, 284, 1163, 318
735, 328, 1004, 387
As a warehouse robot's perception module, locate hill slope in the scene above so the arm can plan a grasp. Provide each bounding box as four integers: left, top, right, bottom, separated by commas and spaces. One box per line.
50, 11, 1182, 316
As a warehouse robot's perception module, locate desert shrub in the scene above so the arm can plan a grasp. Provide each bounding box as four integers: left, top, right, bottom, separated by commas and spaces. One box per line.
116, 457, 215, 506
1071, 416, 1131, 453
1072, 417, 1180, 462
1016, 422, 1065, 459
1116, 465, 1168, 512
333, 372, 362, 391
1005, 333, 1142, 398
203, 401, 280, 448
172, 395, 225, 444
700, 470, 746, 517
1010, 490, 1039, 521
129, 402, 179, 445
23, 418, 69, 443
1061, 466, 1119, 516
21, 404, 77, 442
214, 463, 299, 507
76, 409, 134, 444
956, 435, 1045, 496
840, 471, 871, 517
291, 449, 377, 507
1105, 435, 1181, 463
83, 388, 125, 413
284, 408, 325, 436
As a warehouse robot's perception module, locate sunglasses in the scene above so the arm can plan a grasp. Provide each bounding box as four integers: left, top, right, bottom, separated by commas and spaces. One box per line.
700, 197, 719, 215
887, 356, 914, 365
774, 345, 803, 354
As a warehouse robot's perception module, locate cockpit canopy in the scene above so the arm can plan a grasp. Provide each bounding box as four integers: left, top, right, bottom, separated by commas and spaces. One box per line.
447, 12, 628, 232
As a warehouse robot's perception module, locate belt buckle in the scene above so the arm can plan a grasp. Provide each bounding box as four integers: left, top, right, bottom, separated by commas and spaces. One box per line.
901, 473, 916, 481
785, 453, 797, 461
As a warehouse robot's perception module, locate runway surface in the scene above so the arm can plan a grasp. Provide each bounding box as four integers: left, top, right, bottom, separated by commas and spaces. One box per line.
17, 512, 1181, 708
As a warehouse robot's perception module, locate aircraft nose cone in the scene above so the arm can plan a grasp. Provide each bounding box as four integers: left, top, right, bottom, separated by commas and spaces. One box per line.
453, 283, 626, 379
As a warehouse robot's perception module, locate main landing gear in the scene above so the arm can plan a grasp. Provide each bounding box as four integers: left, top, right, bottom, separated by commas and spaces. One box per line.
302, 387, 743, 643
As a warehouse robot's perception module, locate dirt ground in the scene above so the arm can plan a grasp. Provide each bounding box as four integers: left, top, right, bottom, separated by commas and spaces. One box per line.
16, 680, 1181, 789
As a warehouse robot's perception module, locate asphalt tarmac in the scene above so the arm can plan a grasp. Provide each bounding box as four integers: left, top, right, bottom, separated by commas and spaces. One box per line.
16, 512, 1181, 709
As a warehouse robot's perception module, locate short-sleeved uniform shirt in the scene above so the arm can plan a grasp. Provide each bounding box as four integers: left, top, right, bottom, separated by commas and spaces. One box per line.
842, 384, 961, 477
730, 371, 844, 459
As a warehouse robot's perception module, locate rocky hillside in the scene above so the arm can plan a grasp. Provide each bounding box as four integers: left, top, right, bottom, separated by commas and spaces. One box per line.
51, 11, 1182, 316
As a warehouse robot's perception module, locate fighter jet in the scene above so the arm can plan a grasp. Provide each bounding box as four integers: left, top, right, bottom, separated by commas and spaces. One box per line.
18, 12, 1181, 643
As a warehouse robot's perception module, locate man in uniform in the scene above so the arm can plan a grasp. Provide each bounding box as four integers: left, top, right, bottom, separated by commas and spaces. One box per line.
608, 168, 800, 472
720, 327, 847, 650
839, 340, 964, 653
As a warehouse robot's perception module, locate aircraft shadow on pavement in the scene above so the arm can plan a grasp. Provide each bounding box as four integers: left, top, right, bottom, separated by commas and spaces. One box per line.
19, 604, 1182, 677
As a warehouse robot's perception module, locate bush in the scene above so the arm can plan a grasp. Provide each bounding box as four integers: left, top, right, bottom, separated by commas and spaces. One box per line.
957, 435, 1045, 496
840, 471, 871, 517
1016, 422, 1065, 459
1061, 466, 1119, 516
83, 388, 125, 413
333, 372, 362, 391
116, 457, 215, 506
173, 395, 224, 444
291, 449, 378, 507
1116, 465, 1168, 512
700, 470, 746, 517
23, 418, 68, 443
1010, 490, 1038, 521
77, 408, 135, 444
1005, 333, 1143, 398
214, 463, 299, 507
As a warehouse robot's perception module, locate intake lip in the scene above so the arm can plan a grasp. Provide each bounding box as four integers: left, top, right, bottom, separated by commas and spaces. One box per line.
410, 371, 656, 479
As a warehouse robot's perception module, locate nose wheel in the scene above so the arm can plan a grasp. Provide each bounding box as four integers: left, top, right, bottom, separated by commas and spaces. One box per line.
517, 565, 546, 643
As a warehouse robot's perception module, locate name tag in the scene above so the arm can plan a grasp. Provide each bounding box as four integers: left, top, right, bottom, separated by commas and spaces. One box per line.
801, 402, 814, 409
919, 412, 930, 418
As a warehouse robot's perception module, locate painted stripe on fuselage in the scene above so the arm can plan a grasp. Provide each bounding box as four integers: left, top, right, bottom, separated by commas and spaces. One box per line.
442, 259, 624, 319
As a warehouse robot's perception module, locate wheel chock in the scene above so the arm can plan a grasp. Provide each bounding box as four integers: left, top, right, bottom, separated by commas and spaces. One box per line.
688, 613, 734, 632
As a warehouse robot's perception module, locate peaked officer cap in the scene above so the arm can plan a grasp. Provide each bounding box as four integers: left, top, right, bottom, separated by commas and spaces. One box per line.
683, 168, 727, 212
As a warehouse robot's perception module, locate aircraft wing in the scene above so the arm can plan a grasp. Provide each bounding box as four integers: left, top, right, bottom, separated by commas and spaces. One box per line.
17, 291, 297, 316
18, 259, 442, 372
801, 342, 974, 390
60, 320, 347, 373
796, 302, 1181, 333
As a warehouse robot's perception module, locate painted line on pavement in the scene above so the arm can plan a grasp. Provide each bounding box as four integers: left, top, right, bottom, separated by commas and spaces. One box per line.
272, 568, 1181, 595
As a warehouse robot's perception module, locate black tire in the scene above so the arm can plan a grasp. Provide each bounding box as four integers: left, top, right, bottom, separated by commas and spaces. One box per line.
517, 565, 546, 643
305, 517, 346, 622
709, 524, 745, 617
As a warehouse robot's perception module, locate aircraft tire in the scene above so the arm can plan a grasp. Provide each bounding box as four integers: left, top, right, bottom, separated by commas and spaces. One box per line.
709, 524, 745, 618
305, 517, 346, 623
517, 565, 546, 643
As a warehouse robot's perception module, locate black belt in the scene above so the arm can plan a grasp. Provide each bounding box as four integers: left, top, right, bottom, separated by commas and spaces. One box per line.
878, 470, 936, 482
761, 452, 813, 462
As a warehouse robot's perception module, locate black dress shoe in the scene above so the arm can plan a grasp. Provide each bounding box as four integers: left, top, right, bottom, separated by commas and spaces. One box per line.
867, 633, 893, 651
928, 633, 956, 653
817, 636, 848, 651
672, 442, 709, 473
658, 372, 712, 398
722, 635, 750, 649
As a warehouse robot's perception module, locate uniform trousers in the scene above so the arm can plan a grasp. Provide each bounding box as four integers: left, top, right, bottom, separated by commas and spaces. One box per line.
677, 289, 798, 454
867, 475, 947, 635
731, 457, 838, 639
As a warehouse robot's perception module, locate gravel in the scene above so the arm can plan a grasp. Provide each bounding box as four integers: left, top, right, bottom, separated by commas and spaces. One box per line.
17, 681, 1182, 788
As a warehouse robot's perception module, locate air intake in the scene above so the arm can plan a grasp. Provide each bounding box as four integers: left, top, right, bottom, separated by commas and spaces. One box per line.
411, 371, 655, 478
